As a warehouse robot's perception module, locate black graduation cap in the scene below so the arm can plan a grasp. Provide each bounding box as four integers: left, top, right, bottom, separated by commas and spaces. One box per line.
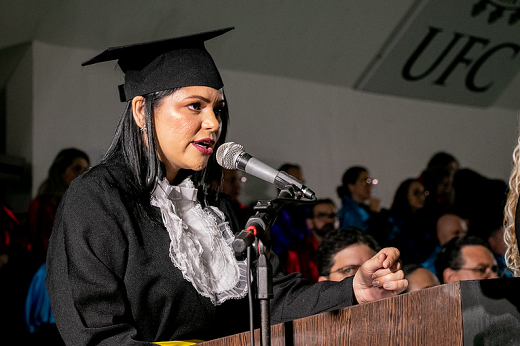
82, 27, 234, 102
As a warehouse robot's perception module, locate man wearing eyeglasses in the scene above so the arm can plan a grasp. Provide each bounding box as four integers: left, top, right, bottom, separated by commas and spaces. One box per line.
316, 227, 380, 282
434, 236, 499, 284
306, 199, 338, 244
281, 199, 338, 283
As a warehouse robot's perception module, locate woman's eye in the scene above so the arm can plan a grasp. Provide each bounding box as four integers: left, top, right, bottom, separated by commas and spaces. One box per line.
188, 102, 202, 111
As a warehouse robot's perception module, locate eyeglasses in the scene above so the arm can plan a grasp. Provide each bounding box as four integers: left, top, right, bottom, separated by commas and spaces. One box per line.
363, 178, 378, 185
453, 265, 498, 278
328, 265, 361, 277
314, 212, 337, 220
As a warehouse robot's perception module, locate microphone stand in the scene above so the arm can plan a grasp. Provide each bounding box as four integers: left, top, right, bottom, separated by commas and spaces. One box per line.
233, 186, 306, 346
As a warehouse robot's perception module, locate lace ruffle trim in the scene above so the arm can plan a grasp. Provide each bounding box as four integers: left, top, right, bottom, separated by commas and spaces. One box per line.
151, 177, 248, 305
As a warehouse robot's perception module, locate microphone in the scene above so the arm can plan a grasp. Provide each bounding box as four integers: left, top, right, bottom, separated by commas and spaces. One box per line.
216, 142, 315, 200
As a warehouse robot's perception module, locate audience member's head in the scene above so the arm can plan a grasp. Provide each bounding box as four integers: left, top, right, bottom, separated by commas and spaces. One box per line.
390, 178, 428, 217
337, 166, 376, 203
427, 152, 459, 176
453, 169, 507, 240
279, 163, 304, 183
402, 263, 440, 293
306, 198, 337, 243
38, 148, 90, 200
316, 227, 380, 282
421, 167, 453, 199
435, 236, 498, 284
487, 227, 507, 257
218, 168, 243, 203
436, 213, 468, 246
419, 166, 455, 217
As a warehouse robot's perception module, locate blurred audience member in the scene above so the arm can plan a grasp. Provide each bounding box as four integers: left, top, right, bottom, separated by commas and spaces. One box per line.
212, 168, 253, 230
336, 166, 388, 245
422, 213, 468, 275
453, 168, 507, 237
1, 201, 21, 270
24, 263, 64, 345
28, 148, 90, 265
270, 163, 312, 273
426, 151, 459, 178
1, 199, 33, 344
435, 236, 498, 284
280, 163, 305, 183
436, 214, 468, 245
306, 198, 337, 244
453, 169, 509, 276
486, 227, 512, 278
23, 148, 89, 343
282, 198, 338, 283
402, 263, 439, 293
388, 178, 434, 263
316, 227, 380, 282
420, 166, 454, 223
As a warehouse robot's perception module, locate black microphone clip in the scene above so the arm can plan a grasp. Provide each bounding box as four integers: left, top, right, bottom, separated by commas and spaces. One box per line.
232, 200, 280, 259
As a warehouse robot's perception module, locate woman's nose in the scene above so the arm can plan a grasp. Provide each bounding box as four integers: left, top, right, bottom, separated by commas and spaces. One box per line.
202, 110, 220, 132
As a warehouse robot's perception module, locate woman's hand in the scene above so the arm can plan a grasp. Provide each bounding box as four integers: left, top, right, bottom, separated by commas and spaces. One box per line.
352, 247, 407, 304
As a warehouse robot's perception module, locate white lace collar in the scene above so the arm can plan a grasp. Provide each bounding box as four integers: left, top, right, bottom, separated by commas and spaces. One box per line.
150, 177, 247, 305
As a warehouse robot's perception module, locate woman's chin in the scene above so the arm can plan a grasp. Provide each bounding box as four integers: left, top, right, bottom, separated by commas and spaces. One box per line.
188, 161, 210, 172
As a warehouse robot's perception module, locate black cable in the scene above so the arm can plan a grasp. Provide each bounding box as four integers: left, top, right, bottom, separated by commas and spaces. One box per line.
247, 246, 254, 346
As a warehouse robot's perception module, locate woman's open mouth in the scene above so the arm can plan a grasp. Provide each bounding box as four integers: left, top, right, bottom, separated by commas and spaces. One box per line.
192, 138, 215, 155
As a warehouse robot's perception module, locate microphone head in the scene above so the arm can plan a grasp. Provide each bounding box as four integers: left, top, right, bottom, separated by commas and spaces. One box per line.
216, 142, 244, 169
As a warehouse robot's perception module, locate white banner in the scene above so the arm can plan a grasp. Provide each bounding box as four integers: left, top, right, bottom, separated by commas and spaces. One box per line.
354, 0, 520, 107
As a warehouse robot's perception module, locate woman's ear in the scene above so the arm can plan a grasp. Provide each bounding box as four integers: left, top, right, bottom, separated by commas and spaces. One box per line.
131, 96, 146, 129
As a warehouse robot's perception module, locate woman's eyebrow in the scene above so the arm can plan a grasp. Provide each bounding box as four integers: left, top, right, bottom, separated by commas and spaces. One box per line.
183, 95, 225, 105
183, 95, 211, 103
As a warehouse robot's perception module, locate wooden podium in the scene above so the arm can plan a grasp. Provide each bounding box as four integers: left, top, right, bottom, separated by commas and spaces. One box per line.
199, 278, 520, 346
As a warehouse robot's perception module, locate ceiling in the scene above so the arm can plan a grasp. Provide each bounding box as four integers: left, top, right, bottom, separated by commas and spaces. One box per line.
1, 0, 519, 110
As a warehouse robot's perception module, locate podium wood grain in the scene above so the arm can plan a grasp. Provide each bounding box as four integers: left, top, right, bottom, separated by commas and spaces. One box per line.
199, 282, 463, 345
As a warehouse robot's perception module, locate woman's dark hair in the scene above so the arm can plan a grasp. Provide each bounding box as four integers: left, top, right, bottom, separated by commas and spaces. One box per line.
315, 227, 380, 276
38, 148, 90, 200
390, 178, 419, 218
427, 152, 458, 170
336, 166, 367, 199
420, 166, 451, 197
102, 88, 229, 204
453, 168, 508, 238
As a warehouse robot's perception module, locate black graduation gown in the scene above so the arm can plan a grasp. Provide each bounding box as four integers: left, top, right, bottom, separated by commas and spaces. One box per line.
46, 157, 355, 345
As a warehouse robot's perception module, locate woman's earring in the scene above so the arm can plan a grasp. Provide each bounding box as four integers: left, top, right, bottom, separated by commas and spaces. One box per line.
140, 126, 147, 132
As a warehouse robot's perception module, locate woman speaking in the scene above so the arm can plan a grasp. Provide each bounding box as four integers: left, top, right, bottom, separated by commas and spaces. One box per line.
46, 27, 407, 345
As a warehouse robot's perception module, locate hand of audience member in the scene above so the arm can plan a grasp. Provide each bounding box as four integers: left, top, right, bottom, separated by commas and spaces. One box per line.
352, 247, 407, 304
